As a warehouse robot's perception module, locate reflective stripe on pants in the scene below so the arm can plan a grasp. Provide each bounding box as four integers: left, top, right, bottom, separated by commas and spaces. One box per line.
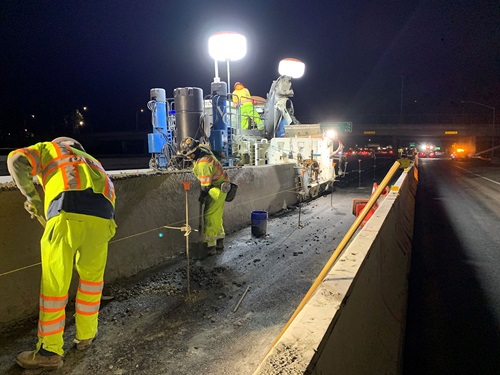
35, 211, 116, 356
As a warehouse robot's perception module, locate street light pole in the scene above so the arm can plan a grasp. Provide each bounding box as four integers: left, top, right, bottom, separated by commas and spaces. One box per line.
400, 76, 404, 124
461, 100, 495, 158
135, 109, 144, 132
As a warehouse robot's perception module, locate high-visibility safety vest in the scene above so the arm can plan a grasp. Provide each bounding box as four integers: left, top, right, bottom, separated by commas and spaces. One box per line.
193, 147, 229, 188
232, 87, 253, 105
8, 141, 115, 214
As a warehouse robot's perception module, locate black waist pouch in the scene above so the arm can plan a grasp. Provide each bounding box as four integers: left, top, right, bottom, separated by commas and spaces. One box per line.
225, 183, 238, 202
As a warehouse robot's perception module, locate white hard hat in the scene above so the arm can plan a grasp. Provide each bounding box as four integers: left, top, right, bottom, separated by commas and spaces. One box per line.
52, 137, 85, 152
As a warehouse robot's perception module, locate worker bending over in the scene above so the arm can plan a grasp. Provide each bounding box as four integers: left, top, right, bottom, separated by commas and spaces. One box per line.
180, 137, 230, 255
8, 137, 116, 370
232, 82, 264, 131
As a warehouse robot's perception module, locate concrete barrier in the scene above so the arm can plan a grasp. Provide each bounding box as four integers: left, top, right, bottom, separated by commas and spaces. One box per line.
0, 164, 298, 327
254, 166, 417, 374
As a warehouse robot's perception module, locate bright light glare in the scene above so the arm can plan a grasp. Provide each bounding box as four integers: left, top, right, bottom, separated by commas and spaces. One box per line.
278, 58, 305, 78
326, 129, 337, 139
208, 32, 247, 61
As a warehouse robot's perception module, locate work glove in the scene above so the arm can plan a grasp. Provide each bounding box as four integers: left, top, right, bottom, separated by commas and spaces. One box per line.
198, 190, 209, 204
24, 196, 43, 219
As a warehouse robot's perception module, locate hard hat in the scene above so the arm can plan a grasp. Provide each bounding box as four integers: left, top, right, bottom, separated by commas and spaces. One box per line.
234, 82, 243, 89
52, 137, 85, 152
179, 137, 200, 156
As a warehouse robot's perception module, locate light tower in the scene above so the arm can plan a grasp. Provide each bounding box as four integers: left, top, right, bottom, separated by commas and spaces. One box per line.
263, 58, 306, 137
208, 31, 247, 91
278, 58, 305, 79
207, 32, 247, 163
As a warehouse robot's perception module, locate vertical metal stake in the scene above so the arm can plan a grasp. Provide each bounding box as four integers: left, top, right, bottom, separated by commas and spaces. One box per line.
185, 189, 191, 300
298, 195, 302, 228
330, 179, 334, 207
358, 159, 362, 188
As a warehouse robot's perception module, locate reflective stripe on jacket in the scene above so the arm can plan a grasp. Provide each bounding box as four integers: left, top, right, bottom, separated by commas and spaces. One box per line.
8, 141, 115, 215
193, 147, 229, 188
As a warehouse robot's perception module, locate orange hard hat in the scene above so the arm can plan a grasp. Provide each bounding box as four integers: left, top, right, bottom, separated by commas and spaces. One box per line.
234, 82, 244, 89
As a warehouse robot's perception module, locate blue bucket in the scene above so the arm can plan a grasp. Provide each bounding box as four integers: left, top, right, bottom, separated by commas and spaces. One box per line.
251, 210, 268, 237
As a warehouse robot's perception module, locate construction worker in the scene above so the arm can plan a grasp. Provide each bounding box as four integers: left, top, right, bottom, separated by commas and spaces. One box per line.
179, 137, 230, 255
232, 82, 264, 131
7, 137, 116, 370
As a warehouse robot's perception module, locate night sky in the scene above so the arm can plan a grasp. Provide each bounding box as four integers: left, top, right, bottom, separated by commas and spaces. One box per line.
1, 0, 499, 144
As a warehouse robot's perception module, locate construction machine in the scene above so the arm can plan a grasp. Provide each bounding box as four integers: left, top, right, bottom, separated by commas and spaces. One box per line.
145, 72, 352, 199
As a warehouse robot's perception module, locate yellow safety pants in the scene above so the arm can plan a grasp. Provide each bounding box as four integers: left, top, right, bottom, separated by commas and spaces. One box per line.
204, 187, 227, 247
35, 211, 116, 356
241, 102, 263, 130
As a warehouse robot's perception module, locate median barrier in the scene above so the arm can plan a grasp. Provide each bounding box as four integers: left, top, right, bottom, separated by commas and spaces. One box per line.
0, 164, 298, 327
254, 165, 417, 374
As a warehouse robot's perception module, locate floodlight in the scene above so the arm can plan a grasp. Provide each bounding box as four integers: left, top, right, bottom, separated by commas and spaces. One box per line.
278, 58, 305, 78
208, 32, 247, 61
326, 129, 337, 139
208, 32, 247, 89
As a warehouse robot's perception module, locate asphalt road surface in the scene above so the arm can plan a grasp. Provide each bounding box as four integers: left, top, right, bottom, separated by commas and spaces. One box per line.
403, 158, 500, 374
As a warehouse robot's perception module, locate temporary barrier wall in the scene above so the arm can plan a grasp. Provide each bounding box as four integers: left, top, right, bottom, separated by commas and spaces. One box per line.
0, 164, 298, 327
254, 166, 417, 374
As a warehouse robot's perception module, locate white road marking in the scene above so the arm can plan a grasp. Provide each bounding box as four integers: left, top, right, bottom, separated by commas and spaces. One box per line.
455, 165, 500, 186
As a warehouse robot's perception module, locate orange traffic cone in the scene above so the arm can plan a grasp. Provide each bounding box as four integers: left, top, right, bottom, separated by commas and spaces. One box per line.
372, 181, 389, 197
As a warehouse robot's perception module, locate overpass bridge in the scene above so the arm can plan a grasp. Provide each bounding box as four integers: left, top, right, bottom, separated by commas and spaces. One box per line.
346, 121, 497, 156
69, 116, 498, 156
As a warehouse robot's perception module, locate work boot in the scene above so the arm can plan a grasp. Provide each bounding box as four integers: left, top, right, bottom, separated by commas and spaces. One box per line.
216, 239, 224, 252
16, 350, 63, 370
74, 331, 97, 351
101, 287, 114, 301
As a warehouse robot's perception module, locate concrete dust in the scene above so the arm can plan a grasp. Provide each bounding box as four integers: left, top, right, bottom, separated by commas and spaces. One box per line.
0, 186, 364, 375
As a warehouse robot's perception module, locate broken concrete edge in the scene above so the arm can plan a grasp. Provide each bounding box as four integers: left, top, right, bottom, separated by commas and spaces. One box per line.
0, 164, 299, 329
253, 166, 417, 374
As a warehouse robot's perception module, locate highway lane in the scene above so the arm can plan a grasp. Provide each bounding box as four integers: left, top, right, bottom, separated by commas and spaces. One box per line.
404, 159, 500, 374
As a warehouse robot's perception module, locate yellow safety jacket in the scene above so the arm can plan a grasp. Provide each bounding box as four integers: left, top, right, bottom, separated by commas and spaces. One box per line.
8, 141, 115, 215
232, 88, 253, 105
193, 147, 229, 188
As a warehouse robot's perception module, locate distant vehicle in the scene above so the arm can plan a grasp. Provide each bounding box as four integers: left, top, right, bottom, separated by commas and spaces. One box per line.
358, 148, 373, 157
451, 148, 469, 160
345, 147, 372, 158
374, 145, 394, 157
